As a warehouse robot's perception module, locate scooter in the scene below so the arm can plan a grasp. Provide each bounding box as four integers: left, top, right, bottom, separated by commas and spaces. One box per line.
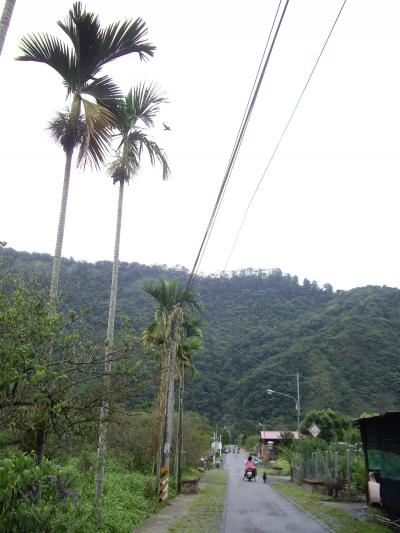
244, 469, 256, 481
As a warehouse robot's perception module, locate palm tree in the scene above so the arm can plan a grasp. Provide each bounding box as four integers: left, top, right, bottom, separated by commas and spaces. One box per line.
16, 2, 155, 304
143, 278, 201, 503
143, 314, 202, 493
0, 0, 16, 55
142, 318, 170, 490
95, 84, 169, 503
174, 322, 202, 492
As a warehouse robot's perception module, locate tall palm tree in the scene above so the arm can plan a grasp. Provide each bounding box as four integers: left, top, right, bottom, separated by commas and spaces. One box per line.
143, 278, 201, 503
0, 0, 16, 55
16, 2, 155, 304
95, 84, 169, 504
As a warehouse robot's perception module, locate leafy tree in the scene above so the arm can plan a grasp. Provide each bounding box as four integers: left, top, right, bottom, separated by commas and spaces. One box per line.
96, 84, 169, 504
279, 430, 294, 448
300, 408, 351, 443
0, 265, 149, 469
244, 434, 260, 455
16, 2, 155, 302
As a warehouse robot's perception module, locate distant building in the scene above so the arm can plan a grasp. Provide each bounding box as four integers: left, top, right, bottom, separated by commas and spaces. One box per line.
259, 431, 300, 459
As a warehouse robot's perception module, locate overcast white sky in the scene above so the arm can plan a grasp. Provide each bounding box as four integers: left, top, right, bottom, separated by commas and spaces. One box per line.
1, 0, 400, 290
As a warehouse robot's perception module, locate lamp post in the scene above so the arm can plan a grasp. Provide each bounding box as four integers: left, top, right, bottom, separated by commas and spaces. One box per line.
267, 371, 300, 437
258, 421, 266, 457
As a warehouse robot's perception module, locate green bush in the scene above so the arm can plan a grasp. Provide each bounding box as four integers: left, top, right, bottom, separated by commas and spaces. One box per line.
0, 453, 89, 532
244, 434, 260, 454
273, 458, 291, 476
351, 456, 366, 492
0, 451, 159, 533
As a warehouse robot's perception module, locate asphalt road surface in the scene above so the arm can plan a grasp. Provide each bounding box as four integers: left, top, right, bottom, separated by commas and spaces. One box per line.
221, 452, 329, 533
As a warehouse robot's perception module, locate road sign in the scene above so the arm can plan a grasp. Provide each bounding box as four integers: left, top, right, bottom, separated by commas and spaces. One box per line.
308, 423, 321, 437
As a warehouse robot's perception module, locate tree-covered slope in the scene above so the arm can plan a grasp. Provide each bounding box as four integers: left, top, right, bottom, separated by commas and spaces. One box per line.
2, 248, 399, 428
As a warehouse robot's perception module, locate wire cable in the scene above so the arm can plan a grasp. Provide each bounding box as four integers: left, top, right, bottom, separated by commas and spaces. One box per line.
186, 0, 290, 288
223, 0, 347, 273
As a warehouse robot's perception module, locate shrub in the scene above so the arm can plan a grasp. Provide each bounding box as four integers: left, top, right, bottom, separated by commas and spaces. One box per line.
0, 452, 90, 532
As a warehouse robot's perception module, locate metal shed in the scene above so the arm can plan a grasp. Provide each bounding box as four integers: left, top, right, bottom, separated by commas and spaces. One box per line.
356, 412, 400, 521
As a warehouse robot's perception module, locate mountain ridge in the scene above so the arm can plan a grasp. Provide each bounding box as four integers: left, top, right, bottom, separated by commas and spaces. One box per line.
1, 247, 399, 429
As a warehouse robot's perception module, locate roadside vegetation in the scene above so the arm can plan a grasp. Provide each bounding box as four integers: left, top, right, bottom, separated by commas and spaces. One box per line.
272, 481, 390, 533
0, 264, 209, 531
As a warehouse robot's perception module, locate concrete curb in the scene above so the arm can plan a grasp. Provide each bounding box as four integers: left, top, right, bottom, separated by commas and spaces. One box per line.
220, 464, 230, 532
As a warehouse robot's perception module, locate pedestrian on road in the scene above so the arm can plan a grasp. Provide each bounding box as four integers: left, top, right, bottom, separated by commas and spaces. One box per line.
263, 471, 267, 483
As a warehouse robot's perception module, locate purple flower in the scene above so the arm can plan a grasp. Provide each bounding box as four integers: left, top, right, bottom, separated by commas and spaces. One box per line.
49, 475, 57, 484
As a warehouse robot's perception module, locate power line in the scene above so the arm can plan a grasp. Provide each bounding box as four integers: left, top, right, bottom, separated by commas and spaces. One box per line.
186, 0, 290, 288
223, 0, 348, 273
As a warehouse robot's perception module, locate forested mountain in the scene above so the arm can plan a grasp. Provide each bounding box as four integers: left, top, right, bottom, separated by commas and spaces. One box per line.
2, 248, 400, 430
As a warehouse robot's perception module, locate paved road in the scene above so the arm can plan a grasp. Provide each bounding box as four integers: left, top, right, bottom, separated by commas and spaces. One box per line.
221, 452, 329, 533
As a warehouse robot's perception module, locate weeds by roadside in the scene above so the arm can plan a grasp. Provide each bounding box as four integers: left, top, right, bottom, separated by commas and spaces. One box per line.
272, 481, 390, 533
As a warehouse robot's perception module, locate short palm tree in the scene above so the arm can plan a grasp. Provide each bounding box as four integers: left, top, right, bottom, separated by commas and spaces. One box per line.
143, 313, 202, 491
143, 278, 201, 503
175, 320, 202, 492
96, 84, 169, 503
16, 2, 155, 303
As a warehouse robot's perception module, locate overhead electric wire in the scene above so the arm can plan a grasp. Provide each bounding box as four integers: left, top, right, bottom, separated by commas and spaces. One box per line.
186, 0, 290, 288
223, 0, 348, 273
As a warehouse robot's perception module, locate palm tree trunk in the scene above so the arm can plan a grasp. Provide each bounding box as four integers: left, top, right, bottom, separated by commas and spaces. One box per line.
49, 149, 73, 304
152, 348, 168, 493
162, 316, 179, 476
176, 362, 184, 494
0, 0, 16, 55
95, 179, 124, 505
174, 369, 181, 481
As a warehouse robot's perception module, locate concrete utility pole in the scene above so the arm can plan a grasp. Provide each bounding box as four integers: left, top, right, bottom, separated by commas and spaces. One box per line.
296, 371, 301, 437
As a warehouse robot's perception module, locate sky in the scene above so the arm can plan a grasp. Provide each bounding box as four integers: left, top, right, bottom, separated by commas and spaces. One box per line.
1, 0, 400, 291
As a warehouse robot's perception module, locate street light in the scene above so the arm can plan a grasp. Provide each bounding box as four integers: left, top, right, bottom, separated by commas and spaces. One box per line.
267, 372, 300, 437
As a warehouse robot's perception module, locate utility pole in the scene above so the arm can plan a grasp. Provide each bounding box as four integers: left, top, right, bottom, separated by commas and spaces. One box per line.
213, 431, 216, 464
296, 371, 300, 437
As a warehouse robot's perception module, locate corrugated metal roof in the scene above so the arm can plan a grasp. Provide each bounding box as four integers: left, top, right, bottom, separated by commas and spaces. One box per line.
260, 431, 299, 440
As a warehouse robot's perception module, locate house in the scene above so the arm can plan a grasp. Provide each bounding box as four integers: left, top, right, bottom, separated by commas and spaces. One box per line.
259, 431, 300, 459
356, 412, 400, 522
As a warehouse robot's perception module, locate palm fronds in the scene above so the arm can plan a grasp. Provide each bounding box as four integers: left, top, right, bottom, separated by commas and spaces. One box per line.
108, 83, 169, 184
48, 109, 84, 153
17, 33, 76, 90
143, 279, 201, 317
78, 99, 115, 169
97, 17, 155, 65
17, 2, 156, 169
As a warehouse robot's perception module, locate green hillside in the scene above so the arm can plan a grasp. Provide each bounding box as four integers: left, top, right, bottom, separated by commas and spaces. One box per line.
2, 248, 399, 429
